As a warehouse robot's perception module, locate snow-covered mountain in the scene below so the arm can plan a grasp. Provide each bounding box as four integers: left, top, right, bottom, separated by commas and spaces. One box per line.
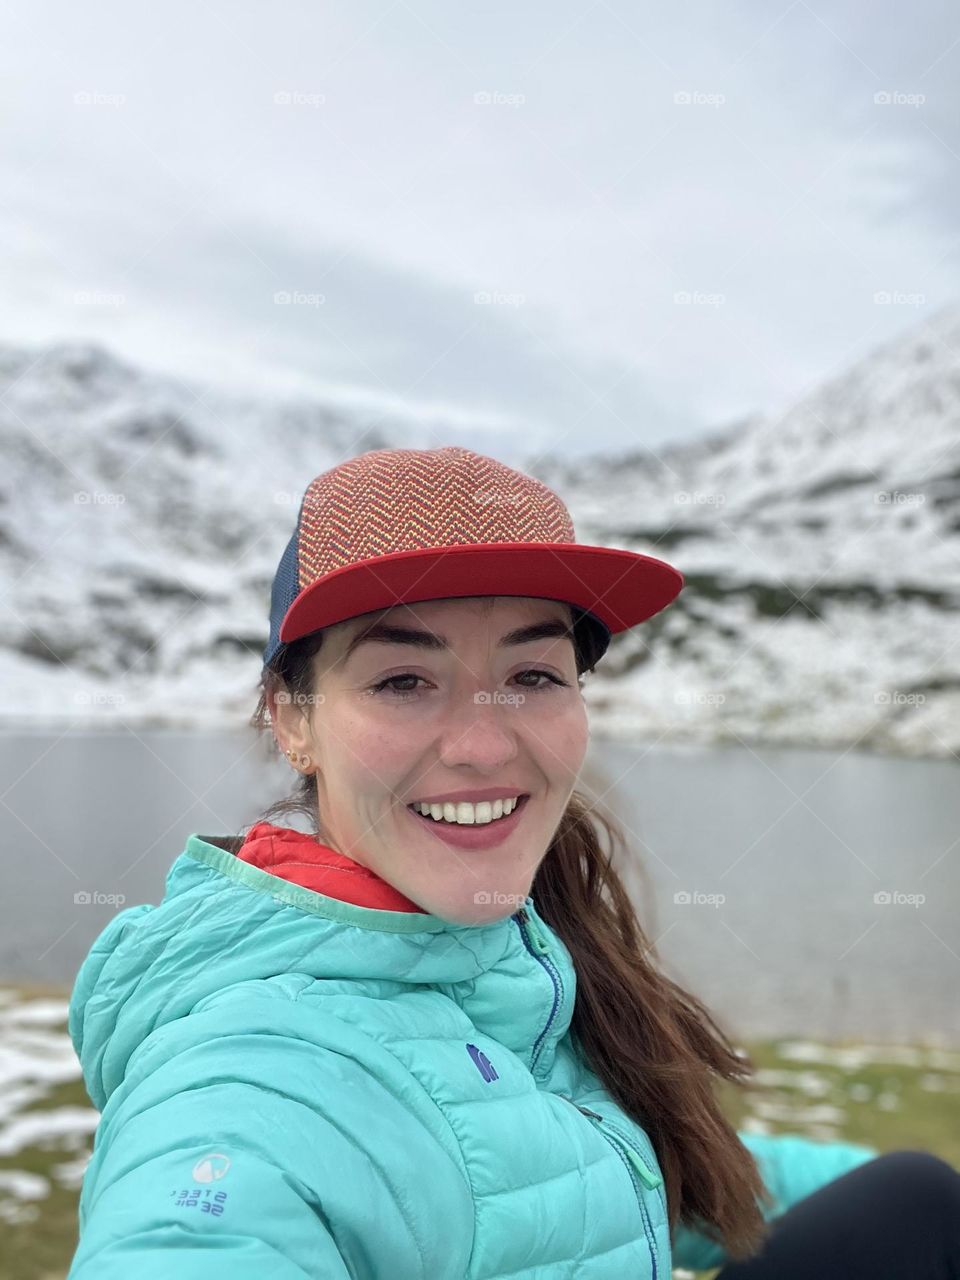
1, 312, 958, 757
529, 304, 960, 758
0, 341, 397, 723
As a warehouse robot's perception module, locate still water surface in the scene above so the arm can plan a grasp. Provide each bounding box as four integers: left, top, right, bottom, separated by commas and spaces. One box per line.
2, 729, 957, 1043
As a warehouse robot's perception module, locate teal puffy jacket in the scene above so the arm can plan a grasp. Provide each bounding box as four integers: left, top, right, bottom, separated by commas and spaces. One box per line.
68, 834, 878, 1278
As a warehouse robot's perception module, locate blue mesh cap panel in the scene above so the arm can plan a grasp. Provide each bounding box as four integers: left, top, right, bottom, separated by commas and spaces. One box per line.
263, 524, 302, 669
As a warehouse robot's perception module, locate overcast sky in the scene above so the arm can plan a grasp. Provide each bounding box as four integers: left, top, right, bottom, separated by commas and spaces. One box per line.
3, 0, 959, 456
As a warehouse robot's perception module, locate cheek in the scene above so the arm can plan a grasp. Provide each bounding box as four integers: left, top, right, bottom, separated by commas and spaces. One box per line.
531, 700, 589, 770
328, 708, 418, 792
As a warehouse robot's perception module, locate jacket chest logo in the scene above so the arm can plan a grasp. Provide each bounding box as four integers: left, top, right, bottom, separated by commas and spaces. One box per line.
466, 1042, 499, 1081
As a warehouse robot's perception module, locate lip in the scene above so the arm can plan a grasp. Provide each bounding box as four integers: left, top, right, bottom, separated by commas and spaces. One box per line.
406, 794, 531, 850
409, 787, 530, 806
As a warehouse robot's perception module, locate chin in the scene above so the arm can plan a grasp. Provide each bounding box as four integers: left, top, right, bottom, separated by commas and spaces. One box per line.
429, 897, 519, 928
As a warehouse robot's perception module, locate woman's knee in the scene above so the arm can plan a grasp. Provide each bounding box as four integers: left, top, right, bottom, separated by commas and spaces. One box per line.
860, 1149, 960, 1218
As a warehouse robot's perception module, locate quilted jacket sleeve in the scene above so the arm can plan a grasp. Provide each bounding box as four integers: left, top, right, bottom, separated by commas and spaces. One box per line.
670, 1129, 880, 1272
68, 979, 474, 1280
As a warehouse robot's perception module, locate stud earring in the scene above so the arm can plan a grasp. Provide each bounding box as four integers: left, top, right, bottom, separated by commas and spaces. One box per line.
285, 748, 313, 772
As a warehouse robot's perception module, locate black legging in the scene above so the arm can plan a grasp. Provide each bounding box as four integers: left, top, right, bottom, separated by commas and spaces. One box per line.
715, 1150, 960, 1279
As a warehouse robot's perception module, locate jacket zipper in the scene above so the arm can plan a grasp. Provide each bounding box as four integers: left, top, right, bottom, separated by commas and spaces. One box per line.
514, 906, 563, 1075
561, 1097, 662, 1279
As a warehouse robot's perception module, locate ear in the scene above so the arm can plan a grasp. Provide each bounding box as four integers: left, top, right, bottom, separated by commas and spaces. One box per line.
268, 684, 312, 759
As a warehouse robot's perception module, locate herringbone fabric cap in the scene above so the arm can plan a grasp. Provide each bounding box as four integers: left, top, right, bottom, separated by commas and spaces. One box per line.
263, 446, 683, 669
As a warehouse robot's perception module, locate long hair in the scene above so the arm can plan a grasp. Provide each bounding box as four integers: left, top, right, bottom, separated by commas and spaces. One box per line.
248, 609, 772, 1261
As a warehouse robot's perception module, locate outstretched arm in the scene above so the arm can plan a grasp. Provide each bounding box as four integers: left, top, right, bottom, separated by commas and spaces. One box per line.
671, 1129, 879, 1272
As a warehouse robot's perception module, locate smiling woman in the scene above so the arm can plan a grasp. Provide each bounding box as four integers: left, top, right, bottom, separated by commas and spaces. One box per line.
237, 447, 776, 1266
254, 595, 599, 919
66, 446, 920, 1280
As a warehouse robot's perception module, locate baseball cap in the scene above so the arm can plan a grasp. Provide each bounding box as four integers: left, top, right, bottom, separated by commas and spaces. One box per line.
263, 446, 683, 671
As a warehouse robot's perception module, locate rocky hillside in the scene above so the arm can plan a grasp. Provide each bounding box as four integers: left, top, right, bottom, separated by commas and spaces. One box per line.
530, 304, 960, 757
1, 312, 958, 756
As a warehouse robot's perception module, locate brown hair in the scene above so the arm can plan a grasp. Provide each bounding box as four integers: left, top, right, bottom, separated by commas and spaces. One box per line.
248, 605, 772, 1262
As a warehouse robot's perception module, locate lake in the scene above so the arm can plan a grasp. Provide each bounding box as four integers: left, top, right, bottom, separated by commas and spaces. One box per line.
2, 728, 957, 1044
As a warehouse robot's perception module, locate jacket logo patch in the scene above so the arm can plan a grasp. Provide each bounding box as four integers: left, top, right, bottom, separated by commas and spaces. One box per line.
466, 1043, 499, 1081
193, 1152, 231, 1182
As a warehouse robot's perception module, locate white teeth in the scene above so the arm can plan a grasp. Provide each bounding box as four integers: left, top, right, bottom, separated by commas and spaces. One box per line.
410, 795, 522, 825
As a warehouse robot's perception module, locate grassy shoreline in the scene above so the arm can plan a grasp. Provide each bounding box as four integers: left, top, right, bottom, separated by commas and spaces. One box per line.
2, 983, 958, 1279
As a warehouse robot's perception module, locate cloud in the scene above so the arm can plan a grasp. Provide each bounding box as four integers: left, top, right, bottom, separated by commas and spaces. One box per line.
1, 0, 958, 455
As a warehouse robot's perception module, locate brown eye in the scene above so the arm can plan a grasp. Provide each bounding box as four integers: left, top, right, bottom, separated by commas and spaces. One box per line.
370, 673, 425, 699
514, 670, 569, 691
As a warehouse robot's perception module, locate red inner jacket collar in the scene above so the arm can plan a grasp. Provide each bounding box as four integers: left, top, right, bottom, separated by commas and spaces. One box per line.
237, 821, 423, 913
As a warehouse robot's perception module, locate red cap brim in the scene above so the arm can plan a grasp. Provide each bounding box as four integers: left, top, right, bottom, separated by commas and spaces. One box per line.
279, 542, 684, 643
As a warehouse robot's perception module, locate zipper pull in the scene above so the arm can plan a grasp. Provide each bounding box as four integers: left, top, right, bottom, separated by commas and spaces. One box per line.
520, 906, 552, 954
621, 1141, 663, 1190
585, 1112, 664, 1190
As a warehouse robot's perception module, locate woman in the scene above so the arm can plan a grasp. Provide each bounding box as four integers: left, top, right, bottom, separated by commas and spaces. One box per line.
68, 446, 960, 1279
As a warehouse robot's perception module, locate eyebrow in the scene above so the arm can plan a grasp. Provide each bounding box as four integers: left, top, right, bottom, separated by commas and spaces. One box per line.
343, 616, 574, 665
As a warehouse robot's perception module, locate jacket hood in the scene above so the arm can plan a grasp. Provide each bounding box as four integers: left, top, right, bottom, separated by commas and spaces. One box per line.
69, 832, 578, 1113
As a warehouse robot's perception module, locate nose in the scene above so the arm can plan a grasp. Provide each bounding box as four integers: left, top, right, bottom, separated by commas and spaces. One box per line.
436, 688, 520, 773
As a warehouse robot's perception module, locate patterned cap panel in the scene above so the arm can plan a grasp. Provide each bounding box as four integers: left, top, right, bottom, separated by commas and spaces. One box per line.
295, 447, 577, 590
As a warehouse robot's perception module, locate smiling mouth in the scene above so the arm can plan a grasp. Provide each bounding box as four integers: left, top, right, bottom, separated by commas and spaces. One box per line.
406, 795, 530, 827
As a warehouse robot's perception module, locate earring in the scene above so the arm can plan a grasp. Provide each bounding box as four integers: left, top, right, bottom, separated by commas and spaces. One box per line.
285, 748, 313, 772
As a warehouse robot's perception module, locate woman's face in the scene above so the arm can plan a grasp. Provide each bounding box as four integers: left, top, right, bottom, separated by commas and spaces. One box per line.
271, 595, 590, 924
